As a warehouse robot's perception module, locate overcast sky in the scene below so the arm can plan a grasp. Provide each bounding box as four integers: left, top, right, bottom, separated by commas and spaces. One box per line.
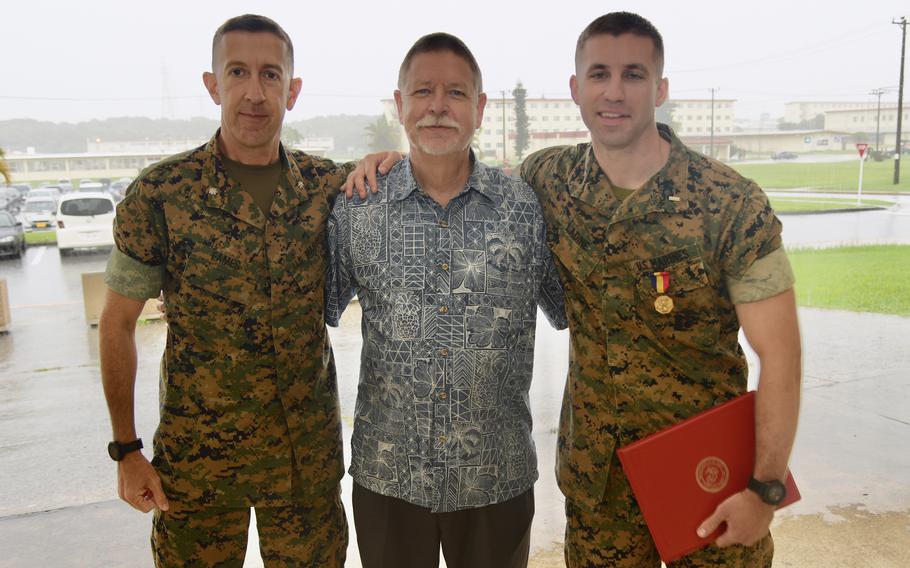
1, 0, 907, 124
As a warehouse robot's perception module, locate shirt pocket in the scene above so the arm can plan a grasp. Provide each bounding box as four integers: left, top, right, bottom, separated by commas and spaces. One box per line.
630, 252, 720, 350
549, 231, 597, 284
175, 243, 258, 342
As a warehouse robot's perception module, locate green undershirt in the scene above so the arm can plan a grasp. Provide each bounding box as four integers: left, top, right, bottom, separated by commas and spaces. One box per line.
221, 156, 282, 215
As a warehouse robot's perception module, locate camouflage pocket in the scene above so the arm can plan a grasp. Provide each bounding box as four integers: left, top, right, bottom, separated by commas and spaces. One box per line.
631, 252, 720, 350
174, 244, 259, 342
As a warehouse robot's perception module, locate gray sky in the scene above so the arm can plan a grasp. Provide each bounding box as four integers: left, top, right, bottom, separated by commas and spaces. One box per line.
1, 0, 907, 123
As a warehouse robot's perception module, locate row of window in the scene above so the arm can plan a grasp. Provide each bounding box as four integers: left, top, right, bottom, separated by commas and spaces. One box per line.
851, 114, 909, 122
684, 127, 733, 133
679, 115, 733, 121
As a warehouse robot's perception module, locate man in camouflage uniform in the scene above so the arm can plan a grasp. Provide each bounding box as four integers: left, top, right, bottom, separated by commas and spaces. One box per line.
99, 15, 349, 566
518, 12, 802, 568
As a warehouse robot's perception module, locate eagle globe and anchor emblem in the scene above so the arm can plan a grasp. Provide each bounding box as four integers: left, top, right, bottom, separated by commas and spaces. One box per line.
695, 456, 730, 493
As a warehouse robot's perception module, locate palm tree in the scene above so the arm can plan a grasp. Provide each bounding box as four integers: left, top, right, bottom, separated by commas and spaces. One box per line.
0, 148, 10, 185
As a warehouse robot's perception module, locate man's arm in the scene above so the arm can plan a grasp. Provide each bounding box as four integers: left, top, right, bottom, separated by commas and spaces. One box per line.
341, 151, 404, 199
697, 288, 801, 546
99, 288, 169, 513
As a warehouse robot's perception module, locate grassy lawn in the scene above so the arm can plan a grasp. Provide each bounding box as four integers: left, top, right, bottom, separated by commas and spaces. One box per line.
789, 245, 910, 316
24, 230, 57, 245
769, 196, 893, 213
731, 160, 910, 192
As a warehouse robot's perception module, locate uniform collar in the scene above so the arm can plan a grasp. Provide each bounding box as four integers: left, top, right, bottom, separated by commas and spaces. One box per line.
388, 150, 494, 204
198, 130, 307, 228
570, 123, 691, 221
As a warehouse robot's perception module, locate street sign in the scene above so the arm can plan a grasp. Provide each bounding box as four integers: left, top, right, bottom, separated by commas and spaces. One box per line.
856, 143, 868, 158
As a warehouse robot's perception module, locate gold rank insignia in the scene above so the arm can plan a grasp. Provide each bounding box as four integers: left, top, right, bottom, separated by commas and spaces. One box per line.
650, 271, 674, 314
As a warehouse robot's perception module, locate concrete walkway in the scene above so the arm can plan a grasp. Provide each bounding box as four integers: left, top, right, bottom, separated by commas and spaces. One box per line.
1, 303, 908, 567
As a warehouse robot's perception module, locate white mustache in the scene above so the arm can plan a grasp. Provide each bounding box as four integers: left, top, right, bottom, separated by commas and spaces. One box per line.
416, 116, 460, 130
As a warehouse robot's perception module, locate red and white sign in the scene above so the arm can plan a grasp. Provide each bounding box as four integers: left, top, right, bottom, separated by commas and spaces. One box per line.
856, 143, 869, 158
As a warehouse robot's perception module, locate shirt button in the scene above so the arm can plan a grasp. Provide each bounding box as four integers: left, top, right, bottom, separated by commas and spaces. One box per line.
439, 306, 449, 314
441, 263, 449, 271
438, 391, 447, 400
438, 436, 447, 444
440, 348, 449, 357
438, 220, 448, 228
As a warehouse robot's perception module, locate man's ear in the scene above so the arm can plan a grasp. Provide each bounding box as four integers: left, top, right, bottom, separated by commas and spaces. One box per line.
656, 77, 669, 107
287, 77, 303, 111
394, 90, 404, 125
569, 75, 580, 105
203, 72, 220, 105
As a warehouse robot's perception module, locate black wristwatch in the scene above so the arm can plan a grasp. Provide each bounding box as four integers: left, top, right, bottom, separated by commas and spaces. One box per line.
108, 439, 144, 461
747, 477, 787, 505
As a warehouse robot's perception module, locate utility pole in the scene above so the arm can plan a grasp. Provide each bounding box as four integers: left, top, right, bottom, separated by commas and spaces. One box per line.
501, 90, 507, 167
709, 88, 716, 158
893, 17, 907, 184
871, 88, 886, 152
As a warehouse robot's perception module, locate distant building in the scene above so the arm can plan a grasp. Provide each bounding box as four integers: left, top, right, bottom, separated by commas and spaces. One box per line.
669, 98, 737, 137
87, 139, 206, 154
823, 107, 909, 150
381, 96, 734, 164
784, 101, 880, 124
726, 129, 853, 155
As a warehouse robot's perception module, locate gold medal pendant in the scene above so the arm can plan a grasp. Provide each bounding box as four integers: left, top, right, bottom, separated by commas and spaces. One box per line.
654, 294, 674, 314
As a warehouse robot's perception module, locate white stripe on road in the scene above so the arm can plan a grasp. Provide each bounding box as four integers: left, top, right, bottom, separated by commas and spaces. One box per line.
29, 246, 46, 267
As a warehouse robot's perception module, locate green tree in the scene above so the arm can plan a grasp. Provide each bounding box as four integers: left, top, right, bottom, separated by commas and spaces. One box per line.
655, 100, 681, 132
512, 82, 530, 161
366, 116, 401, 152
0, 148, 10, 184
281, 125, 303, 148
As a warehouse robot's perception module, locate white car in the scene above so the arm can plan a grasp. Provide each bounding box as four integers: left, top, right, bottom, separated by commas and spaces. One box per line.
55, 192, 116, 254
20, 197, 58, 230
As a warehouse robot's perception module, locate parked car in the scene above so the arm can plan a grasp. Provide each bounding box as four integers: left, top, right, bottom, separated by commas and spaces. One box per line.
0, 187, 23, 213
28, 187, 62, 202
55, 192, 116, 254
108, 178, 132, 202
771, 151, 798, 160
57, 179, 74, 192
78, 182, 105, 193
19, 197, 57, 230
0, 211, 26, 259
11, 183, 32, 197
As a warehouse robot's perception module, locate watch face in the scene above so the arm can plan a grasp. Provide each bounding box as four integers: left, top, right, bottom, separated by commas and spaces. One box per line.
767, 483, 786, 504
107, 442, 121, 461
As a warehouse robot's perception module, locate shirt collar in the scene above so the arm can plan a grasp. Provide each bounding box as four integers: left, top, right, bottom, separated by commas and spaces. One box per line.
387, 150, 494, 203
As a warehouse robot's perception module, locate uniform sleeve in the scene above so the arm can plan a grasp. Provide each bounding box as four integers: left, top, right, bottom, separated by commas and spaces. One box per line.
718, 182, 784, 280
726, 247, 795, 304
535, 213, 568, 330
104, 179, 166, 300
324, 193, 358, 327
316, 158, 356, 205
519, 147, 560, 191
538, 247, 568, 330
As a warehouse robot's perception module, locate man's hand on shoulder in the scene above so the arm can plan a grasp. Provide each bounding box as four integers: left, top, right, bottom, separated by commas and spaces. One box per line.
696, 489, 774, 547
118, 452, 169, 513
342, 151, 405, 199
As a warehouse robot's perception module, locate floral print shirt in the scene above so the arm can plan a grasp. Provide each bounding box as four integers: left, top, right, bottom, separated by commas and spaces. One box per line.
326, 156, 566, 512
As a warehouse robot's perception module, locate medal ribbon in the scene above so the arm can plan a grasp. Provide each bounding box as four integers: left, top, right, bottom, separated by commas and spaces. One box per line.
650, 271, 670, 294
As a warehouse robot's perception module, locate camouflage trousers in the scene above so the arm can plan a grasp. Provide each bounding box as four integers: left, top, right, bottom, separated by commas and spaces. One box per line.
564, 456, 773, 568
151, 487, 347, 567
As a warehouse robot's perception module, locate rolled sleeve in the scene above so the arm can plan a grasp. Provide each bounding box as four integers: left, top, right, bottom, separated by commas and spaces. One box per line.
726, 247, 795, 304
104, 248, 164, 300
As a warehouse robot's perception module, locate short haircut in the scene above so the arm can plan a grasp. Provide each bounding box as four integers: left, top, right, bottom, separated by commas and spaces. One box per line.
575, 12, 664, 77
211, 14, 294, 72
397, 32, 483, 93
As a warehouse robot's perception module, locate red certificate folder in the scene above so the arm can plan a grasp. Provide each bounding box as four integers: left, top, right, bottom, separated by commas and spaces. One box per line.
616, 391, 800, 563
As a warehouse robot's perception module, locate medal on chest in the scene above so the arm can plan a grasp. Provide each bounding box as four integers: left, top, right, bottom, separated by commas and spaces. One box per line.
650, 271, 674, 314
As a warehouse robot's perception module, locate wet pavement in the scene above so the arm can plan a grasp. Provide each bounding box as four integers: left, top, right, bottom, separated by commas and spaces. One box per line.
1, 208, 909, 567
